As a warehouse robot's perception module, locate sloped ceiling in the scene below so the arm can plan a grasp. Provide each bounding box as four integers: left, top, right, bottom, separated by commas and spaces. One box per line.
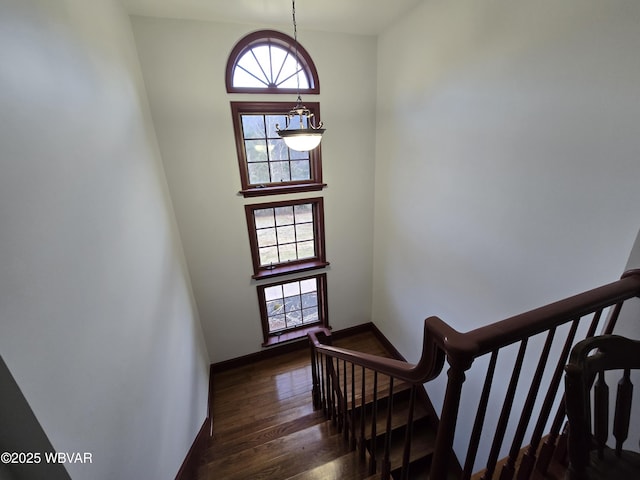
120, 0, 425, 35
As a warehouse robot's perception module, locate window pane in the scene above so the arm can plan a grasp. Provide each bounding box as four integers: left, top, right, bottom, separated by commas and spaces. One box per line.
276, 225, 295, 243
301, 291, 317, 308
300, 278, 317, 294
269, 139, 289, 160
297, 240, 315, 259
269, 314, 286, 332
284, 295, 301, 313
290, 148, 308, 160
264, 284, 283, 301
257, 227, 276, 247
245, 140, 268, 162
254, 208, 275, 229
290, 160, 310, 181
282, 281, 300, 297
278, 243, 297, 262
251, 45, 272, 82
270, 161, 291, 182
270, 47, 289, 85
274, 206, 294, 226
248, 162, 270, 184
259, 246, 279, 265
242, 115, 266, 139
266, 115, 288, 138
294, 204, 312, 223
302, 306, 319, 323
277, 57, 309, 89
286, 312, 302, 327
233, 68, 267, 88
295, 223, 314, 242
266, 299, 284, 316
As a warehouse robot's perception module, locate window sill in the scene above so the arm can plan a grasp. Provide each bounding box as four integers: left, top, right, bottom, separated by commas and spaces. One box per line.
240, 183, 327, 198
252, 260, 330, 280
262, 324, 329, 347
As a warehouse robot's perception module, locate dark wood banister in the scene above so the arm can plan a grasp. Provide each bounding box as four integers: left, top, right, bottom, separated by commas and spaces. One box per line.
308, 269, 640, 479
310, 269, 640, 385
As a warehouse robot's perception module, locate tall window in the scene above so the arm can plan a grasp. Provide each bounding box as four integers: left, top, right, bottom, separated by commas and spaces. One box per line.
228, 30, 329, 344
231, 102, 324, 196
245, 197, 328, 279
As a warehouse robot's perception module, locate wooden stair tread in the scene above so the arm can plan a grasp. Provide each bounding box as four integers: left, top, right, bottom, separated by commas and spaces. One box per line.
206, 410, 327, 458
372, 424, 436, 470
286, 450, 371, 480
200, 421, 351, 480
362, 396, 430, 440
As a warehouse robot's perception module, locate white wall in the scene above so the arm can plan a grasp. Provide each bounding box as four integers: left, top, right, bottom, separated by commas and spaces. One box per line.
130, 16, 377, 362
0, 1, 210, 479
374, 0, 640, 468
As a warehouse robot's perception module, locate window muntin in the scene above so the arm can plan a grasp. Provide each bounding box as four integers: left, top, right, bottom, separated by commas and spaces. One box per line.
232, 102, 324, 196
233, 44, 309, 90
226, 30, 319, 94
245, 197, 328, 279
257, 273, 328, 344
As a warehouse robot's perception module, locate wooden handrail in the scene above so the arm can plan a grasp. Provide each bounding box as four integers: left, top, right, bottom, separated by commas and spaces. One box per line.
310, 269, 640, 381
308, 269, 640, 479
308, 319, 446, 384
425, 268, 640, 367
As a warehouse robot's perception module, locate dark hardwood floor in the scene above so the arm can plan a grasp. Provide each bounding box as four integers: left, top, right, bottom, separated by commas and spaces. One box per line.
197, 331, 395, 480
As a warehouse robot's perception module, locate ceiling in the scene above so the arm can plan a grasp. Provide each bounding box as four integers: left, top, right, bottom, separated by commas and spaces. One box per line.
120, 0, 425, 35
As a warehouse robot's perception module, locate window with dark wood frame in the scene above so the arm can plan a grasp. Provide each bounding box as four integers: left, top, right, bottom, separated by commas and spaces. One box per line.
231, 102, 325, 197
245, 197, 329, 279
226, 30, 320, 95
257, 273, 328, 345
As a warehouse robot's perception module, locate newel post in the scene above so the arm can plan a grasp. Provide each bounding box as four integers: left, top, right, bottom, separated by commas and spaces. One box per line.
309, 340, 321, 410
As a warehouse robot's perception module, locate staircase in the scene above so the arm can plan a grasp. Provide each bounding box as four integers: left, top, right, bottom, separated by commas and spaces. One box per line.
195, 270, 640, 480
196, 330, 450, 479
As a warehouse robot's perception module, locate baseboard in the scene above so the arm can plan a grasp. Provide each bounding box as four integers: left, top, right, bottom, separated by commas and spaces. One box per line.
368, 322, 407, 361
210, 323, 377, 374
175, 416, 210, 480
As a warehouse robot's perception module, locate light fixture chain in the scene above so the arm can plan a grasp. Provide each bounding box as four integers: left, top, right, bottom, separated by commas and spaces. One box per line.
292, 0, 301, 99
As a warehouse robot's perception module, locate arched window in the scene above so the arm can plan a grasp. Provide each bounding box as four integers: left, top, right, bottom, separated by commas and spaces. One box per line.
226, 30, 320, 94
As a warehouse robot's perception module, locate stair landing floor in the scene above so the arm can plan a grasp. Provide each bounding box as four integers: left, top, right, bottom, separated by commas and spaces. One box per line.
197, 331, 395, 480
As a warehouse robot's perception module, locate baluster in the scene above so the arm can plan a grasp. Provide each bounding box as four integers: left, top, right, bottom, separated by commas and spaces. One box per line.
501, 329, 555, 480
613, 369, 633, 456
545, 401, 569, 467
594, 371, 609, 458
351, 362, 357, 450
336, 359, 343, 431
327, 356, 336, 424
463, 351, 498, 480
481, 339, 528, 480
602, 302, 624, 334
430, 363, 468, 480
359, 366, 367, 460
381, 376, 394, 479
369, 371, 379, 475
319, 352, 327, 416
310, 343, 320, 410
523, 319, 578, 478
400, 384, 417, 480
343, 360, 348, 440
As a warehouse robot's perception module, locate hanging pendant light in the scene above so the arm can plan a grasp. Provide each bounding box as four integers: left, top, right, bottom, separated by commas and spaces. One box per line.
276, 0, 325, 152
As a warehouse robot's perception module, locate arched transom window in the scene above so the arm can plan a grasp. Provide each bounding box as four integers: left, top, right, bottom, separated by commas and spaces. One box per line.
226, 30, 320, 94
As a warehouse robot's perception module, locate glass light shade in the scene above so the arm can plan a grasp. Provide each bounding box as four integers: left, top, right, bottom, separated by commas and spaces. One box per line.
278, 128, 325, 152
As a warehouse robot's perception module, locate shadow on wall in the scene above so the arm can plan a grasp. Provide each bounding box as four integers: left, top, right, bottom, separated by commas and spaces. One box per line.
0, 356, 70, 480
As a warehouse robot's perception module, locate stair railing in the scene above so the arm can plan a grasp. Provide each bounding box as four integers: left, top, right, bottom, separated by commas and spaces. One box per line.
308, 269, 640, 480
